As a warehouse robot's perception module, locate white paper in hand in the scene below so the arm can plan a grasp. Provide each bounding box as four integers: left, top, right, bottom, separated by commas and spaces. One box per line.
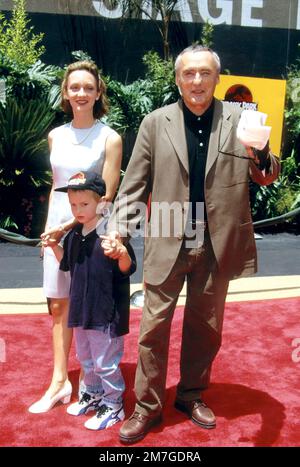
237, 110, 271, 150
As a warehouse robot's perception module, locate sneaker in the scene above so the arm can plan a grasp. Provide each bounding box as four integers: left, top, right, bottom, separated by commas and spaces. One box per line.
84, 403, 125, 430
67, 392, 102, 416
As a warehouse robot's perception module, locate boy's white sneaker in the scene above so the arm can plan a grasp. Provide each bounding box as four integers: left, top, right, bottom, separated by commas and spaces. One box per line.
84, 403, 125, 430
67, 392, 102, 416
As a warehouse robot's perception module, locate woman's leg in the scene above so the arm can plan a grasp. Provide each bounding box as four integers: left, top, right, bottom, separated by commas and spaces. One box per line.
47, 297, 73, 396
28, 297, 73, 413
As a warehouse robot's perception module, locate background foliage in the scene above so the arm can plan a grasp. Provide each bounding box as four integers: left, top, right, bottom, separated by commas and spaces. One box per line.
250, 48, 300, 231
0, 0, 44, 68
0, 2, 299, 236
0, 0, 60, 235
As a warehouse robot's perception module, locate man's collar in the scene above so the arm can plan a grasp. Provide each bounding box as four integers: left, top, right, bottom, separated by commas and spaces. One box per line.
182, 98, 215, 126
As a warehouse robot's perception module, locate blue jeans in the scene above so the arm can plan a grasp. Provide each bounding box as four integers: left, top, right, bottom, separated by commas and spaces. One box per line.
74, 326, 125, 405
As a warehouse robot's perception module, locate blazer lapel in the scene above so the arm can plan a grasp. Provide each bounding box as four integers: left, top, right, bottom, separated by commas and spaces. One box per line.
163, 99, 233, 176
206, 99, 232, 176
164, 100, 189, 173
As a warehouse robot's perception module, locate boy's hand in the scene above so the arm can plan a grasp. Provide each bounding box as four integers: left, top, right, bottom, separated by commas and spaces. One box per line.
100, 233, 124, 259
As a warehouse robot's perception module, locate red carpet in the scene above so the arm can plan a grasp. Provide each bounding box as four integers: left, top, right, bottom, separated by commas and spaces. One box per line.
0, 297, 299, 447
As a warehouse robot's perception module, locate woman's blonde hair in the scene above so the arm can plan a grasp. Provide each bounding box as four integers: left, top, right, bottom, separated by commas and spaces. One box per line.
61, 60, 109, 119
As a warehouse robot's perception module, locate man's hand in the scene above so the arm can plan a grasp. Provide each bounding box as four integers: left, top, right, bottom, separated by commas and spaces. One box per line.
245, 146, 259, 162
245, 145, 270, 171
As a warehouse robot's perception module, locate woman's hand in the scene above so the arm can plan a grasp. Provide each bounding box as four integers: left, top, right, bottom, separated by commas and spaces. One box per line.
41, 225, 66, 245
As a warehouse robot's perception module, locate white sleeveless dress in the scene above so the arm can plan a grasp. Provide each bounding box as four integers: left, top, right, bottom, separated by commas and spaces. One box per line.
43, 120, 118, 298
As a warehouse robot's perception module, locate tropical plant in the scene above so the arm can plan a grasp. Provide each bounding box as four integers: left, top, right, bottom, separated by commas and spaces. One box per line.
0, 0, 45, 68
105, 51, 177, 131
104, 51, 178, 168
0, 99, 55, 233
105, 76, 153, 168
256, 48, 300, 230
106, 0, 182, 59
0, 78, 5, 103
0, 2, 65, 236
284, 59, 300, 168
251, 151, 300, 226
0, 0, 63, 106
0, 55, 63, 105
200, 20, 214, 48
106, 77, 153, 133
71, 50, 93, 62
142, 50, 177, 108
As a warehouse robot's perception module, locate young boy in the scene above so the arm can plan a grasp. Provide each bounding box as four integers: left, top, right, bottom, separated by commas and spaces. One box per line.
43, 170, 136, 430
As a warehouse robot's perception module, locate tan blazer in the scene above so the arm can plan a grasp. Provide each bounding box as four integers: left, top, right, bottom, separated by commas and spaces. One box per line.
109, 99, 280, 285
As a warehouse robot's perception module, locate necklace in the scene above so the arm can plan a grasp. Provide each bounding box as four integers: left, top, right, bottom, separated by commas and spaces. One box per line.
69, 120, 98, 145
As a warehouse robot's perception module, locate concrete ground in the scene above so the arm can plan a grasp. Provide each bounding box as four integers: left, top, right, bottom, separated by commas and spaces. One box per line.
0, 233, 299, 314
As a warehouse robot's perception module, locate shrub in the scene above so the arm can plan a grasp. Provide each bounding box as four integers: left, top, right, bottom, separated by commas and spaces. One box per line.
0, 0, 45, 68
0, 99, 55, 233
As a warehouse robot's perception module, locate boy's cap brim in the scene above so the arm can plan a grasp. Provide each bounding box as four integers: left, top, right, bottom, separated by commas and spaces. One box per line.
54, 171, 106, 196
54, 186, 70, 193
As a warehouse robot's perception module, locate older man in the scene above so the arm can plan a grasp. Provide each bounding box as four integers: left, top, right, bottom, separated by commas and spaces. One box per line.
106, 45, 280, 444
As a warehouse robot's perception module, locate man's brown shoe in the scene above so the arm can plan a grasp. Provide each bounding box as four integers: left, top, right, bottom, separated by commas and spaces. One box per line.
174, 399, 216, 429
119, 411, 162, 444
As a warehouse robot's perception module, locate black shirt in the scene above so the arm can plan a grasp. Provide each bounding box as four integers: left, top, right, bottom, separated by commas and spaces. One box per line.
182, 99, 214, 221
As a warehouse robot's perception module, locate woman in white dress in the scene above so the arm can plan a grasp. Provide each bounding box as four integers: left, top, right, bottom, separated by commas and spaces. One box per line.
28, 61, 122, 413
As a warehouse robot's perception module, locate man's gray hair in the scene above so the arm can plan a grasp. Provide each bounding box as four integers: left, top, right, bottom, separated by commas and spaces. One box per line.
175, 45, 221, 73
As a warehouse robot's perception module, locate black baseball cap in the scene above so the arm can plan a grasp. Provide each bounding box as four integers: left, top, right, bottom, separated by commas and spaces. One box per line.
55, 171, 106, 196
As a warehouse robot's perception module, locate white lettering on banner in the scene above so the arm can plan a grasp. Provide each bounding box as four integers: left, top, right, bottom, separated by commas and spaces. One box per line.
89, 0, 300, 30
92, 1, 122, 19
141, 0, 152, 20
241, 0, 263, 27
297, 0, 300, 30
174, 0, 193, 23
0, 1, 299, 30
198, 0, 233, 25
